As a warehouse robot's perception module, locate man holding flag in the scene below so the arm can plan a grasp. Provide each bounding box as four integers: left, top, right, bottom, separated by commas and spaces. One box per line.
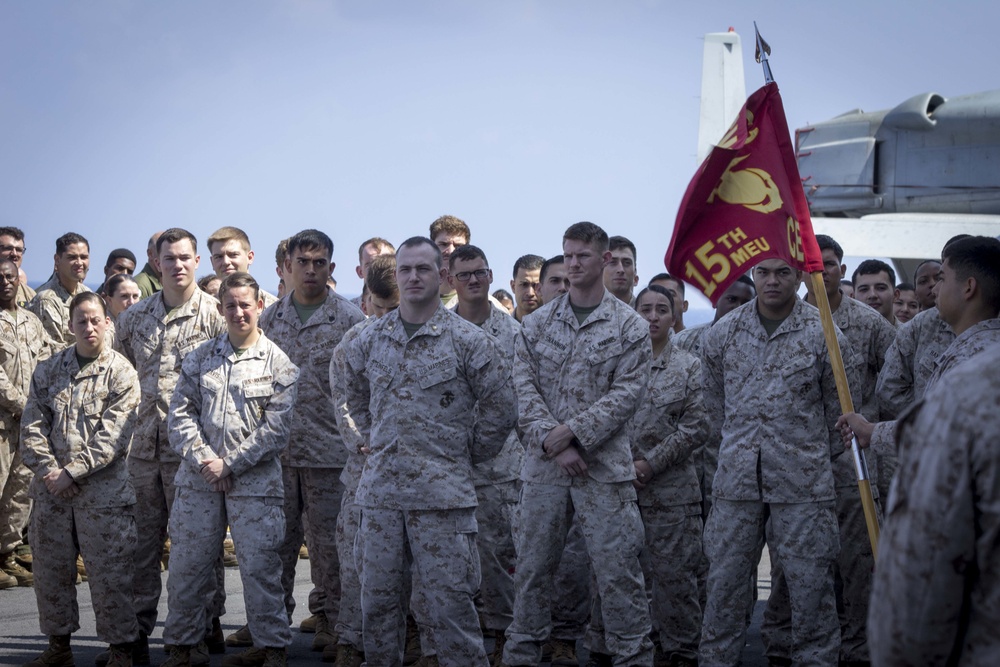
665, 36, 867, 664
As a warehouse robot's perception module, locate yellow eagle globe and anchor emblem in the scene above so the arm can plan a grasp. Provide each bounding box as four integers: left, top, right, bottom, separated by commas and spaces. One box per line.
707, 110, 784, 214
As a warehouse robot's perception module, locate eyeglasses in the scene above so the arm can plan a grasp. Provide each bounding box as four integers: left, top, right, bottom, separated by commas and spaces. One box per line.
453, 269, 490, 282
0, 244, 26, 255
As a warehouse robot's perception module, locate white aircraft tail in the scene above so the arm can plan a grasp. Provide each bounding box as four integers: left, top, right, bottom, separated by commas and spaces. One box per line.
698, 29, 746, 164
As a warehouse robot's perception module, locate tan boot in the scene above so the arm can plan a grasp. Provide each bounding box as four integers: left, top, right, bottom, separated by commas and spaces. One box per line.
0, 570, 17, 590
1, 551, 33, 586
75, 556, 87, 583
105, 644, 133, 667
322, 643, 363, 666
15, 543, 33, 570
261, 648, 286, 667
21, 635, 74, 667
159, 644, 191, 667
221, 647, 265, 667
298, 614, 318, 633
310, 613, 336, 652
225, 625, 253, 648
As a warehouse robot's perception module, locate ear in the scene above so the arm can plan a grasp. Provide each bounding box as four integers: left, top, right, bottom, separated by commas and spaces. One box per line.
246, 249, 255, 266
602, 251, 612, 265
963, 276, 978, 301
356, 265, 364, 280
633, 272, 639, 287
193, 254, 201, 269
217, 302, 225, 317
840, 263, 847, 276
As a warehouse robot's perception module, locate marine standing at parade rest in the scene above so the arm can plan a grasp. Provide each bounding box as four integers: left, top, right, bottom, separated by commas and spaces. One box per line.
342, 236, 516, 667
20, 292, 140, 667
163, 272, 299, 667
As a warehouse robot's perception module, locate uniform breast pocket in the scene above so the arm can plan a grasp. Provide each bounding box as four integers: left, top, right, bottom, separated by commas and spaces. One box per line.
81, 397, 107, 435
651, 386, 685, 428
781, 356, 817, 399
418, 366, 458, 410
242, 383, 274, 421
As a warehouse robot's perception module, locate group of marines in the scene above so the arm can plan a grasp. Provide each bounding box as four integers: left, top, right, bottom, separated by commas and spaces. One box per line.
0, 217, 997, 667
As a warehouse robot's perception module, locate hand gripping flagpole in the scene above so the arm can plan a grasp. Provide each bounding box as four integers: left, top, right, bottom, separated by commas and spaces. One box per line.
753, 23, 881, 558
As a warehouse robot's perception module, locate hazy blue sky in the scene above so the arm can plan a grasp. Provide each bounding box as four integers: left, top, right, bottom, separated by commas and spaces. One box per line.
3, 1, 996, 314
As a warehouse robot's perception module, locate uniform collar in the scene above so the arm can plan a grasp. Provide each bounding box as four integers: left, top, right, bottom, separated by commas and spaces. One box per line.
272, 287, 341, 329
551, 288, 618, 329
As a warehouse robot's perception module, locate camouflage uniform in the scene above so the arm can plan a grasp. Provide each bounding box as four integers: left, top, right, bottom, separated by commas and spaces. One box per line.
763, 294, 895, 664
471, 306, 523, 635
15, 283, 35, 309
20, 345, 140, 644
504, 290, 654, 667
116, 288, 226, 636
329, 317, 375, 651
342, 305, 515, 667
259, 288, 364, 622
27, 276, 91, 349
164, 331, 298, 648
869, 345, 1000, 666
671, 323, 715, 518
590, 341, 708, 661
0, 307, 50, 558
699, 298, 858, 667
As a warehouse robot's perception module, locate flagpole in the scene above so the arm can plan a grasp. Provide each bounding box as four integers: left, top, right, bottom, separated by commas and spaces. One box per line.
809, 275, 881, 557
753, 22, 881, 557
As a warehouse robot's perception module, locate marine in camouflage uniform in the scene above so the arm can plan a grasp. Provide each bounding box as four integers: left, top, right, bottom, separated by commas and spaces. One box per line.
20, 319, 141, 653
504, 284, 654, 667
28, 276, 91, 350
329, 317, 377, 659
868, 345, 1000, 665
165, 279, 298, 654
115, 231, 226, 641
765, 279, 896, 665
699, 274, 859, 667
259, 282, 364, 636
590, 329, 708, 664
343, 238, 515, 667
0, 274, 51, 585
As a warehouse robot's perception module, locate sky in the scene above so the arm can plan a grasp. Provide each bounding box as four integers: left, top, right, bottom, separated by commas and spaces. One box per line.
3, 1, 997, 319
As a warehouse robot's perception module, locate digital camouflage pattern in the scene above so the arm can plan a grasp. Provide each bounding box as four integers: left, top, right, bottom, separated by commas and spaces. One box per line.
699, 297, 854, 667
343, 304, 515, 667
165, 332, 298, 648
506, 290, 654, 667
765, 293, 895, 663
26, 276, 91, 350
260, 288, 364, 624
20, 344, 140, 644
875, 306, 955, 419
0, 306, 50, 554
869, 345, 1000, 666
115, 287, 225, 635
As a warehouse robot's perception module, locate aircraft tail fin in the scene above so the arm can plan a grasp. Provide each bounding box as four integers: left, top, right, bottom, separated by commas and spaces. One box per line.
698, 29, 746, 163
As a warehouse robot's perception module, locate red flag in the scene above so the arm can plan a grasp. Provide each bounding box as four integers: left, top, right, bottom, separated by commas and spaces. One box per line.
665, 83, 823, 305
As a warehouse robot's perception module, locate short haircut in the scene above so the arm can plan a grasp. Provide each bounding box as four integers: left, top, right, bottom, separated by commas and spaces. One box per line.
398, 236, 442, 268
914, 259, 941, 277
609, 235, 637, 262
539, 255, 565, 283
156, 228, 198, 254
736, 274, 756, 289
56, 232, 89, 254
358, 237, 395, 263
449, 244, 488, 269
105, 248, 137, 269
197, 274, 220, 292
105, 273, 138, 297
840, 279, 854, 288
634, 284, 675, 314
69, 291, 107, 318
492, 288, 513, 303
207, 226, 251, 252
512, 254, 544, 279
649, 272, 686, 296
0, 258, 19, 275
942, 234, 972, 255
287, 230, 333, 260
895, 282, 915, 292
563, 221, 609, 251
429, 215, 470, 242
367, 255, 398, 301
0, 227, 25, 242
941, 235, 1000, 312
852, 259, 896, 287
218, 271, 261, 302
815, 234, 844, 262
275, 238, 289, 268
